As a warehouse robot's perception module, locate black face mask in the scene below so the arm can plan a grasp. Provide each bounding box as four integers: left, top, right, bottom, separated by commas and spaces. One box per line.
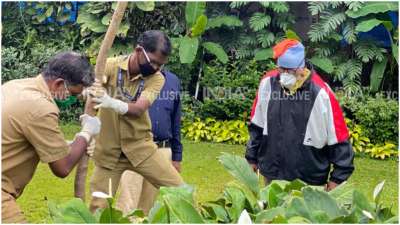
139, 62, 157, 77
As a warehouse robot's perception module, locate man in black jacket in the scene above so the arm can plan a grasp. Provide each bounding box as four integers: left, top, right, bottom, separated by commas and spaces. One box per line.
245, 39, 354, 191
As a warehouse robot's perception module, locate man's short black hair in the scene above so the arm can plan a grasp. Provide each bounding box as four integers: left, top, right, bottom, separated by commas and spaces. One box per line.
42, 51, 95, 87
137, 30, 172, 56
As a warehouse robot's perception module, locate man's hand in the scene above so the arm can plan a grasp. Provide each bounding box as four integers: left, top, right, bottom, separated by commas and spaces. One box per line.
91, 92, 129, 115
249, 163, 258, 172
325, 181, 338, 191
76, 114, 101, 143
172, 161, 181, 173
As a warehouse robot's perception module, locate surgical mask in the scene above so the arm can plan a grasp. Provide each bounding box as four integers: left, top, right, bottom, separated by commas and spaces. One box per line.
139, 47, 159, 77
139, 62, 157, 77
279, 72, 297, 89
54, 82, 78, 109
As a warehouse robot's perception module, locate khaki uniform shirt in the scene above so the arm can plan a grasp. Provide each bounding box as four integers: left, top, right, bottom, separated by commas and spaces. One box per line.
93, 55, 165, 169
1, 75, 69, 198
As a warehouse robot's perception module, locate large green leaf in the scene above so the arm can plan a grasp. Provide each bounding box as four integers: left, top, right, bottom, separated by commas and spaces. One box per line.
148, 201, 169, 223
223, 186, 246, 222
310, 56, 334, 74
136, 1, 155, 11
352, 190, 374, 215
159, 184, 196, 204
185, 2, 206, 28
260, 182, 285, 208
285, 197, 312, 221
206, 15, 243, 29
255, 207, 285, 223
191, 14, 208, 37
218, 153, 259, 195
283, 179, 307, 193
164, 195, 205, 223
370, 57, 388, 92
346, 2, 398, 18
355, 19, 383, 32
303, 187, 342, 219
179, 36, 199, 64
201, 203, 230, 223
328, 182, 355, 207
99, 207, 130, 223
228, 181, 260, 214
77, 10, 107, 33
202, 42, 229, 64
254, 48, 273, 61
48, 198, 97, 223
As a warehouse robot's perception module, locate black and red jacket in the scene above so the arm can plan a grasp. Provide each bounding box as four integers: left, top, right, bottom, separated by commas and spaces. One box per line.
245, 69, 354, 185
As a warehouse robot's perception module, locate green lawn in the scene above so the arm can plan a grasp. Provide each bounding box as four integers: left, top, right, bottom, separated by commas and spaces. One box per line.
17, 123, 399, 223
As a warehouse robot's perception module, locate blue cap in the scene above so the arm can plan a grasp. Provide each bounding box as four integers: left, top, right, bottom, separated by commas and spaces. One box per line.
277, 43, 305, 69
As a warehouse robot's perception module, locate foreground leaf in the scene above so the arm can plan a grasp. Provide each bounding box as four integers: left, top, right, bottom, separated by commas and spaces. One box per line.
218, 153, 260, 196
48, 198, 97, 223
164, 195, 205, 223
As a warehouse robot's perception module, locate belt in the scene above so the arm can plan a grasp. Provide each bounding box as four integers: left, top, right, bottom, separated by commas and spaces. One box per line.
155, 140, 171, 148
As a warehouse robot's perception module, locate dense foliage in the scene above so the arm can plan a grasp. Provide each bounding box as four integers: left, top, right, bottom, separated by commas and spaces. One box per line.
48, 153, 398, 223
2, 1, 398, 151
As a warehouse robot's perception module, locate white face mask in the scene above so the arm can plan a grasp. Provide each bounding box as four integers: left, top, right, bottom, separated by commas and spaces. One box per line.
279, 72, 297, 89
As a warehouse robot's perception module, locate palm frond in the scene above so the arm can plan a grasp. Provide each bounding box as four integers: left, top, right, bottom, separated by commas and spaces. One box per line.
249, 12, 271, 32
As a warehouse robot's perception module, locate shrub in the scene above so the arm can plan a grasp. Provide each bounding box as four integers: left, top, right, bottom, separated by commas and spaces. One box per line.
339, 92, 398, 144
48, 153, 398, 224
353, 96, 398, 144
181, 118, 249, 145
194, 60, 270, 120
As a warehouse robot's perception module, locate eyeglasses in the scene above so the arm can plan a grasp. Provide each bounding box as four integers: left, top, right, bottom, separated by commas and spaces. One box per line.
278, 59, 305, 74
139, 45, 165, 71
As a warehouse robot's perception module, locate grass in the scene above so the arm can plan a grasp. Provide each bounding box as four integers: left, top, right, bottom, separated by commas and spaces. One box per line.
17, 123, 399, 223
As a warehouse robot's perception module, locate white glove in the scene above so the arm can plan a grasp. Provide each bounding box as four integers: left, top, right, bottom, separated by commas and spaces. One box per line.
92, 92, 128, 115
76, 114, 101, 143
86, 139, 96, 157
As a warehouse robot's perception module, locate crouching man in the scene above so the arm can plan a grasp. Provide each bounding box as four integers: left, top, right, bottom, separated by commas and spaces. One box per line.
2, 52, 101, 223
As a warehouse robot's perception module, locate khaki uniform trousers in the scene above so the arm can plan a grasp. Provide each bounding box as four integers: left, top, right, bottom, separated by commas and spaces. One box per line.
2, 190, 27, 223
89, 148, 182, 213
116, 148, 172, 215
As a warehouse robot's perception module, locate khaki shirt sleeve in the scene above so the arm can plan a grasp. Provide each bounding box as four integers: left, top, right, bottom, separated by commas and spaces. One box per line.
23, 112, 69, 163
141, 72, 165, 105
102, 58, 117, 86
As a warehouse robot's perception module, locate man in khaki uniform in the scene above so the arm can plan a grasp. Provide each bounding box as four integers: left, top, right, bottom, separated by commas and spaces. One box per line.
89, 30, 184, 212
116, 70, 183, 215
2, 52, 101, 223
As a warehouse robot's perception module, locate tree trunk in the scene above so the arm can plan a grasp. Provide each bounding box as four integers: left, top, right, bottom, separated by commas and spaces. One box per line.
74, 1, 128, 202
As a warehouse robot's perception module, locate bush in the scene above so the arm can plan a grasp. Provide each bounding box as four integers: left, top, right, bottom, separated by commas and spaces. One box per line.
181, 118, 249, 145
192, 60, 273, 120
346, 118, 397, 160
48, 153, 398, 224
354, 96, 398, 144
338, 92, 398, 144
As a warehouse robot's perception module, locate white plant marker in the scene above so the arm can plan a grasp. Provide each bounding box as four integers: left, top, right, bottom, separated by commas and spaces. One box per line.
91, 178, 113, 199
109, 178, 112, 197
362, 210, 374, 220
373, 180, 385, 201
238, 209, 252, 224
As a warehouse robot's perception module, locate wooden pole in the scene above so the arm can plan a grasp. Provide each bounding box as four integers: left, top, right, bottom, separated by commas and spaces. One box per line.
74, 1, 128, 201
